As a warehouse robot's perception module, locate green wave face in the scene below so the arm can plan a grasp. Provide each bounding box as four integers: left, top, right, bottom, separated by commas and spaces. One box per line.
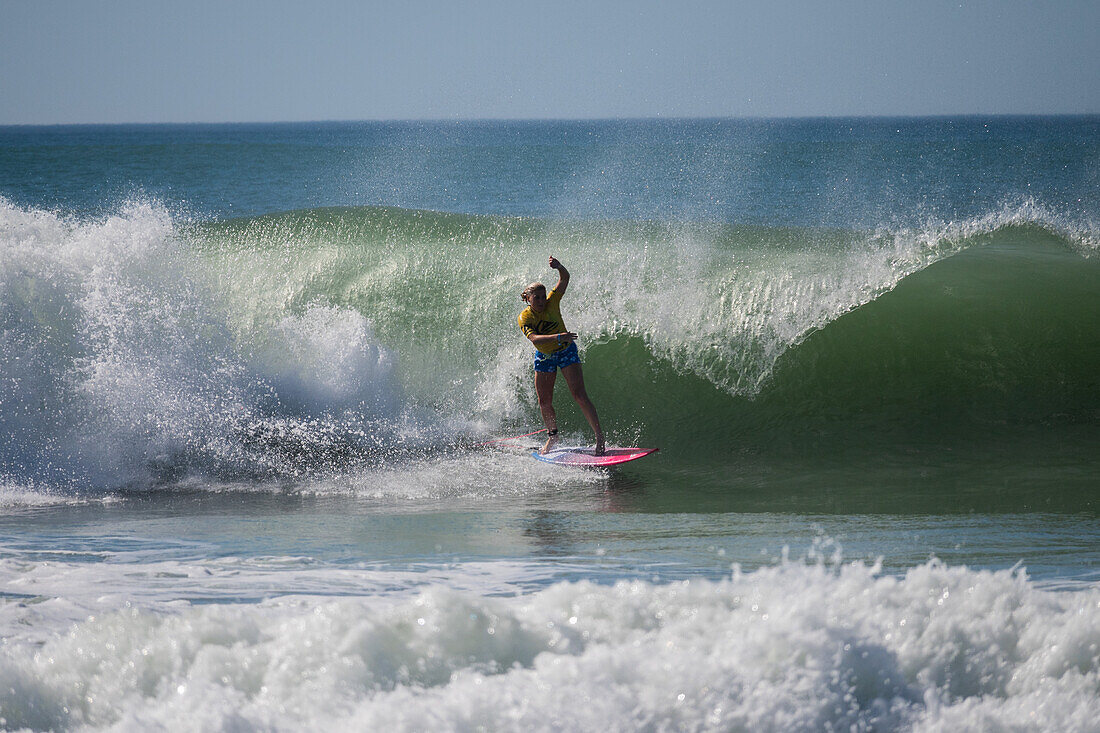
193, 207, 1099, 460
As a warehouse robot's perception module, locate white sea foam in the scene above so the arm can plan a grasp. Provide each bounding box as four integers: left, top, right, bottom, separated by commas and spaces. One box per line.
0, 198, 429, 490
303, 446, 604, 501
0, 477, 93, 508
254, 306, 400, 419
0, 558, 1097, 731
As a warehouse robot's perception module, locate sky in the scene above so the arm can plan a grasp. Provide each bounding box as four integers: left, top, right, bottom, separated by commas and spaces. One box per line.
1, 0, 1097, 124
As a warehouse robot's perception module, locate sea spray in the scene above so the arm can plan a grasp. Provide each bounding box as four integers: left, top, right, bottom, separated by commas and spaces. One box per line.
0, 199, 436, 490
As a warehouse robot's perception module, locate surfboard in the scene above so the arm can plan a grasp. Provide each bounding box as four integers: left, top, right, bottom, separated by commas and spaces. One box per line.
531, 446, 658, 467
479, 430, 658, 467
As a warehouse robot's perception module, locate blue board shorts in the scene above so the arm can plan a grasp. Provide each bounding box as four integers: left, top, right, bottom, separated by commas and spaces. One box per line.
533, 342, 581, 373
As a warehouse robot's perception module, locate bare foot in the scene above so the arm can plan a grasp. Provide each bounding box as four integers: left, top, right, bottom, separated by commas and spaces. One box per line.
540, 434, 559, 455
593, 441, 606, 456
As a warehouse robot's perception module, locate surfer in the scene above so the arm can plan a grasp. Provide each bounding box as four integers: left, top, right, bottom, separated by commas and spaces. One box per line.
519, 257, 605, 455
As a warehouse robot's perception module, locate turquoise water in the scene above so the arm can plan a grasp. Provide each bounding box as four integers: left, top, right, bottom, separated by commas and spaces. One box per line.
1, 118, 1098, 730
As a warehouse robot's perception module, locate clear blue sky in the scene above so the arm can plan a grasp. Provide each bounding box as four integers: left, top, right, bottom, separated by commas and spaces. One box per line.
1, 0, 1097, 124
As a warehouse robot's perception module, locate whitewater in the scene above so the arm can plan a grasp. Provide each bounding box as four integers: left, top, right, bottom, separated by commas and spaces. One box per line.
1, 117, 1098, 731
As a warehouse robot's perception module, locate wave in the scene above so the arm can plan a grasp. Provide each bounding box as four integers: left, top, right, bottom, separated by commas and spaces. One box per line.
2, 197, 1097, 491
192, 201, 1098, 444
1, 555, 1098, 731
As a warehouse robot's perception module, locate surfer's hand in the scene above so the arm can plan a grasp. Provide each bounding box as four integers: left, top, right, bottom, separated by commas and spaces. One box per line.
549, 256, 563, 270
558, 331, 578, 343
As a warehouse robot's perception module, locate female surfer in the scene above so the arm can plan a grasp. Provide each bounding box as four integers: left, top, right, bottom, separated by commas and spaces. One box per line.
519, 256, 605, 455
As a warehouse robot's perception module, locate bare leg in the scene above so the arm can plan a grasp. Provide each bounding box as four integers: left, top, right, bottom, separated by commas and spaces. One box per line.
535, 371, 558, 454
561, 363, 604, 454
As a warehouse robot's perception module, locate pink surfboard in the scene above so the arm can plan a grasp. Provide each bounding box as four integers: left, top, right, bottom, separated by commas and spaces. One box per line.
479, 431, 657, 467
531, 446, 658, 467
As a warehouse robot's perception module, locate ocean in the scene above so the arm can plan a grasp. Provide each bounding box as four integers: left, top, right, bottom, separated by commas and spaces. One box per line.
0, 117, 1098, 730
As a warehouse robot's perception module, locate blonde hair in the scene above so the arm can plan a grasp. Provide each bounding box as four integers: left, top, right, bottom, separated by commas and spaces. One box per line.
521, 282, 546, 303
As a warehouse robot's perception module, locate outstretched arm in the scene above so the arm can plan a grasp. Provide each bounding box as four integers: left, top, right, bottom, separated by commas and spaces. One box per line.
549, 256, 569, 295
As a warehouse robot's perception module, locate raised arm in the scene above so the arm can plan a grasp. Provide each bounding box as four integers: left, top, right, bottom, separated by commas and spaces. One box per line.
549, 256, 569, 296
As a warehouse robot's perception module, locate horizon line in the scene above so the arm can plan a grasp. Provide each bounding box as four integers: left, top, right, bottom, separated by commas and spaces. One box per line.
2, 112, 1099, 129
